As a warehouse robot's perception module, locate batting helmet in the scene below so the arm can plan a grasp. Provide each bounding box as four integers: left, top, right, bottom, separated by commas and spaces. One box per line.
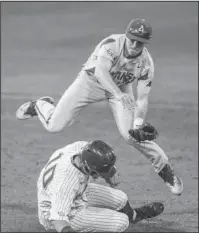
81, 140, 116, 179
125, 18, 152, 44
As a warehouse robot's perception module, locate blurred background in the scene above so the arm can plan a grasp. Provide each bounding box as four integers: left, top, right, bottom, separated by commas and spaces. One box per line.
2, 2, 198, 104
1, 2, 198, 232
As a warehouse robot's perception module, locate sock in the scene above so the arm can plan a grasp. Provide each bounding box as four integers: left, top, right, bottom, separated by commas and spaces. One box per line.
119, 201, 136, 221
35, 100, 55, 127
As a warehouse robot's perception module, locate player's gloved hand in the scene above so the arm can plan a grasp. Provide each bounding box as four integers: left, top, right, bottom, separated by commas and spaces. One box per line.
105, 171, 121, 188
115, 92, 135, 110
129, 122, 158, 142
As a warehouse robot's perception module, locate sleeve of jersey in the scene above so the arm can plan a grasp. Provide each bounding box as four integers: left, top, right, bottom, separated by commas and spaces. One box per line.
137, 57, 154, 89
97, 39, 117, 62
49, 175, 78, 224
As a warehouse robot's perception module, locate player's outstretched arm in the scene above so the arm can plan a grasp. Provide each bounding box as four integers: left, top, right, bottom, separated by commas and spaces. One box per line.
95, 56, 134, 109
134, 52, 154, 129
133, 77, 152, 129
95, 56, 122, 98
134, 83, 150, 127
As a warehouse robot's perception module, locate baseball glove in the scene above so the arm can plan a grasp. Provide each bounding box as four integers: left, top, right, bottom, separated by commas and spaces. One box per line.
129, 122, 158, 142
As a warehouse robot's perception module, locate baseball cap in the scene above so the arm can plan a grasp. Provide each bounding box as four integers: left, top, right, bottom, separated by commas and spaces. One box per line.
125, 18, 152, 44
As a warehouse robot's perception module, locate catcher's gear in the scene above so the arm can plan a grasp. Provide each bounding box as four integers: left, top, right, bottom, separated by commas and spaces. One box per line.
81, 140, 117, 180
129, 122, 158, 142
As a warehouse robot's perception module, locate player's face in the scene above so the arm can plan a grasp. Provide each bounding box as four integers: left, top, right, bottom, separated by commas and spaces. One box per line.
125, 37, 144, 57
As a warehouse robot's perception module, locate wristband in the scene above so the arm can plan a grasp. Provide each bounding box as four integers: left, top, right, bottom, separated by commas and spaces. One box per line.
133, 118, 144, 129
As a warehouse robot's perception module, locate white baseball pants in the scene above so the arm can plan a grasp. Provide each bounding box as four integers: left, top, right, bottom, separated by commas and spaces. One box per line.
39, 183, 129, 232
35, 70, 168, 173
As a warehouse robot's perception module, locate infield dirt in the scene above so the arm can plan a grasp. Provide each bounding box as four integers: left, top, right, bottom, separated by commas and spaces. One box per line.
1, 2, 198, 232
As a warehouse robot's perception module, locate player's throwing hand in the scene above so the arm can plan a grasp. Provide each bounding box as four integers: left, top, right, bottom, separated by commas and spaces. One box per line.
105, 171, 121, 188
115, 92, 135, 110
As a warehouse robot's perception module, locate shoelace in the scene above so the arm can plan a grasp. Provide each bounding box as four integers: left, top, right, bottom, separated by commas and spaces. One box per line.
25, 101, 35, 115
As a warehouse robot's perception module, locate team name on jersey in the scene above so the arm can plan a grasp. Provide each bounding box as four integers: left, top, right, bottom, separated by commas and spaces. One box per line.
110, 71, 136, 84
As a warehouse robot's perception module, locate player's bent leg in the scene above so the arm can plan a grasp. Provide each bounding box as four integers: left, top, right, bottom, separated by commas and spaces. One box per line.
34, 71, 106, 132
108, 95, 169, 172
16, 96, 54, 120
127, 135, 183, 195
122, 132, 183, 195
128, 139, 169, 173
119, 201, 164, 224
109, 98, 183, 196
70, 206, 129, 232
86, 183, 128, 211
35, 78, 89, 132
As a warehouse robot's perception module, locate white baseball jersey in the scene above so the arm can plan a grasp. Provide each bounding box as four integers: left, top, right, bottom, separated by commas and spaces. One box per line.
37, 141, 89, 229
83, 34, 154, 87
35, 33, 169, 181
37, 141, 130, 232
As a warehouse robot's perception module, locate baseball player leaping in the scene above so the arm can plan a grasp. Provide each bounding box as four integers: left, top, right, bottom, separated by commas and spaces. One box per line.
37, 140, 164, 232
17, 18, 183, 196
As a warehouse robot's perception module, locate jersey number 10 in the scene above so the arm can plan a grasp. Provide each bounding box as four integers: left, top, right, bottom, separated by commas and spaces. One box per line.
42, 152, 63, 189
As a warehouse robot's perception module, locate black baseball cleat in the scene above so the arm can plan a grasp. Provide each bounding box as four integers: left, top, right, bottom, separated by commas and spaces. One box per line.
158, 164, 183, 196
16, 96, 54, 120
132, 202, 164, 224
